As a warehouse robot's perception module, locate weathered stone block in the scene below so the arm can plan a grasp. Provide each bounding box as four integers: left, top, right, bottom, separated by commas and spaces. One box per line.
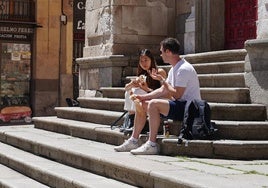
122, 6, 152, 35
77, 55, 129, 93
84, 0, 176, 57
34, 91, 58, 116
245, 39, 268, 117
176, 0, 194, 15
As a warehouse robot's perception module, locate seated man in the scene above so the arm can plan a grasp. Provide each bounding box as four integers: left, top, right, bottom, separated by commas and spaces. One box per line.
114, 37, 201, 155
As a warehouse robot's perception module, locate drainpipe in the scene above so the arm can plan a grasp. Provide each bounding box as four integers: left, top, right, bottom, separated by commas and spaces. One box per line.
58, 0, 67, 106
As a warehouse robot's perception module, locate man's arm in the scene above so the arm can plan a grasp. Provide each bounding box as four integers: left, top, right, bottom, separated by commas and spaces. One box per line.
161, 80, 185, 100
135, 85, 167, 101
136, 81, 185, 101
136, 67, 186, 101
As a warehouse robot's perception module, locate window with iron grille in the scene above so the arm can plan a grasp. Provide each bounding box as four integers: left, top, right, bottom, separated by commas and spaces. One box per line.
0, 0, 35, 22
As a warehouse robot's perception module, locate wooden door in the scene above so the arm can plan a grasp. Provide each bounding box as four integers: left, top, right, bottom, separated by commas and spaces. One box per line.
225, 0, 257, 49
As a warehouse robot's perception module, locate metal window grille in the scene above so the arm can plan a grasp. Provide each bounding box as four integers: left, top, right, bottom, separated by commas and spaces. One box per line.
0, 0, 35, 22
73, 40, 84, 59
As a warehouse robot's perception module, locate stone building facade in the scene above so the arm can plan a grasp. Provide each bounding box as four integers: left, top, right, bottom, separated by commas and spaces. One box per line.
77, 0, 268, 115
1, 0, 266, 119
34, 0, 74, 116
76, 0, 256, 89
0, 0, 74, 119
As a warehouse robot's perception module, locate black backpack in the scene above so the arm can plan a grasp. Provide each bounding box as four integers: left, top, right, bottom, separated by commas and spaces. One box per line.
66, 98, 80, 107
177, 99, 217, 144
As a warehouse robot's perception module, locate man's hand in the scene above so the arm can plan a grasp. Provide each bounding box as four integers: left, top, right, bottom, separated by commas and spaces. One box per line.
135, 94, 147, 102
130, 94, 145, 102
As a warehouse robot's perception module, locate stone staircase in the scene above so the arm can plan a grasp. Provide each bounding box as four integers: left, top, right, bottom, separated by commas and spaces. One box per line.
0, 49, 268, 187
92, 49, 268, 159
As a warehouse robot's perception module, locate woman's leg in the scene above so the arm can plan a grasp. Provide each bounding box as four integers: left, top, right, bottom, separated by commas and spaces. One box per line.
147, 99, 170, 142
131, 101, 148, 139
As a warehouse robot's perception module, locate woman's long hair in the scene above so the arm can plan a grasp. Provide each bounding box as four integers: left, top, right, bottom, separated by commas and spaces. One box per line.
137, 49, 161, 90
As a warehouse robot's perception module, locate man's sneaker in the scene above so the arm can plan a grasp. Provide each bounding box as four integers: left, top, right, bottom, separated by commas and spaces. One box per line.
130, 141, 159, 155
114, 139, 139, 152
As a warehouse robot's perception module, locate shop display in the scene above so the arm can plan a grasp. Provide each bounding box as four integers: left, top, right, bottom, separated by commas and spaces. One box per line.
0, 42, 32, 124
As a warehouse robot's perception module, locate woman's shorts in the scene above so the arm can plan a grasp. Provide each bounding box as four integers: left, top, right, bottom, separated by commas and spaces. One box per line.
164, 99, 187, 121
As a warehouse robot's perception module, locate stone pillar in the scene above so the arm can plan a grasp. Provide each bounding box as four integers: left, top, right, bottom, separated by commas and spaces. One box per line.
175, 0, 194, 54
256, 0, 268, 39
76, 0, 176, 95
184, 6, 195, 54
245, 1, 268, 117
195, 0, 224, 52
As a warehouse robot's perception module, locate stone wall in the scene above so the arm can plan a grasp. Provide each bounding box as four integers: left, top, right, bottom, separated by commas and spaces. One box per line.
77, 0, 177, 94
33, 0, 73, 116
257, 0, 268, 39
77, 55, 134, 94
83, 0, 176, 57
245, 39, 268, 117
175, 0, 194, 54
245, 0, 268, 117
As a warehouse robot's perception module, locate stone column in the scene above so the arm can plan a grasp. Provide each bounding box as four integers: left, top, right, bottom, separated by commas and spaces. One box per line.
76, 0, 176, 96
245, 1, 268, 117
256, 0, 268, 39
195, 0, 224, 52
184, 6, 195, 54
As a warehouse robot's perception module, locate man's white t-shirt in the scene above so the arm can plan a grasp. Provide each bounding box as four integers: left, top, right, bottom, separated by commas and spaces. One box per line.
166, 58, 201, 103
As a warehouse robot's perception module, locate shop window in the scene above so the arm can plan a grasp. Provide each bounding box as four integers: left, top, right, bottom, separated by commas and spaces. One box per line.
0, 42, 32, 124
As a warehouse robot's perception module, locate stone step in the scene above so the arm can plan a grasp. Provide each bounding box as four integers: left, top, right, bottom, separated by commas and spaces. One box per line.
198, 73, 246, 87
194, 61, 245, 74
0, 164, 49, 188
55, 107, 124, 125
125, 50, 246, 81
1, 125, 268, 188
160, 61, 245, 74
32, 116, 268, 145
100, 87, 125, 98
165, 120, 268, 140
209, 102, 267, 121
182, 49, 247, 64
201, 88, 250, 103
0, 136, 136, 188
213, 120, 268, 140
33, 116, 126, 145
124, 73, 246, 88
161, 139, 268, 160
75, 98, 267, 121
100, 87, 250, 103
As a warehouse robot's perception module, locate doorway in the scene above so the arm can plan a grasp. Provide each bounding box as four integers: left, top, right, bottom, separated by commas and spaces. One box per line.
225, 0, 257, 49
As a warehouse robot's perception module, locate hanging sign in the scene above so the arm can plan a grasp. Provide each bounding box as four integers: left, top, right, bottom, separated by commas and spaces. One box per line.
73, 0, 85, 41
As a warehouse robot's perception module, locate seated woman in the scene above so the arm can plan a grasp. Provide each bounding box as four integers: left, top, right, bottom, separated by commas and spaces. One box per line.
121, 49, 167, 132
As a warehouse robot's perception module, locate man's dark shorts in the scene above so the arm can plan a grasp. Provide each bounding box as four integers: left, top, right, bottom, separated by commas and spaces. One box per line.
162, 100, 186, 121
